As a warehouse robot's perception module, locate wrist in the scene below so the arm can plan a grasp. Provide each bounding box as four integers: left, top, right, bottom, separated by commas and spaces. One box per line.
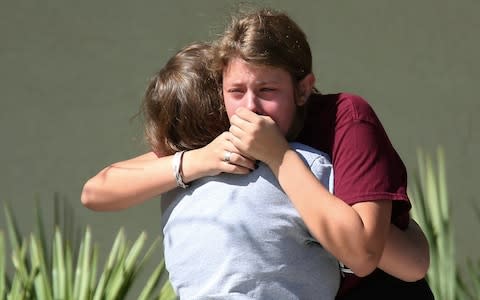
266, 146, 294, 176
181, 149, 209, 183
172, 151, 189, 188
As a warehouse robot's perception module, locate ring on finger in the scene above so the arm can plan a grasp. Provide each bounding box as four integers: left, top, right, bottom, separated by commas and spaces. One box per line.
223, 151, 232, 163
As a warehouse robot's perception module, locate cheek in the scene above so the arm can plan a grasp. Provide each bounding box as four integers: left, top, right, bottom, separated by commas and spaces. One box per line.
223, 95, 238, 119
272, 102, 297, 134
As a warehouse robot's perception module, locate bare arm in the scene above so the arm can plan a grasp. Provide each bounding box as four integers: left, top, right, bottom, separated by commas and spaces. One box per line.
272, 152, 429, 280
81, 152, 180, 211
81, 132, 255, 211
380, 220, 430, 281
271, 149, 391, 276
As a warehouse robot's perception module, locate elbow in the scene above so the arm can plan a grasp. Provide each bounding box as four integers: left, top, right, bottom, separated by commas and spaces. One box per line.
406, 247, 430, 282
404, 218, 431, 281
402, 231, 431, 282
416, 236, 431, 280
352, 261, 378, 278
81, 180, 103, 211
405, 266, 428, 282
81, 179, 128, 212
390, 256, 429, 282
419, 250, 430, 279
350, 249, 382, 278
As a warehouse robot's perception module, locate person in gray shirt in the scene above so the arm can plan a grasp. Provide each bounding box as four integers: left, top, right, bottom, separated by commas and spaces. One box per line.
162, 142, 340, 299
146, 42, 340, 299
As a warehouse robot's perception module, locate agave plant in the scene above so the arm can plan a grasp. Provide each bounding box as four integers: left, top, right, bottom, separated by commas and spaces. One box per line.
409, 148, 479, 300
0, 199, 176, 300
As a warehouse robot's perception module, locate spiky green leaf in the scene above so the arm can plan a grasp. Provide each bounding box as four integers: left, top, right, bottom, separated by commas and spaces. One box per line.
0, 231, 6, 300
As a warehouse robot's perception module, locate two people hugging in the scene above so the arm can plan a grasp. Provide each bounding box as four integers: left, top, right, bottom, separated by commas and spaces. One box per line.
82, 8, 434, 300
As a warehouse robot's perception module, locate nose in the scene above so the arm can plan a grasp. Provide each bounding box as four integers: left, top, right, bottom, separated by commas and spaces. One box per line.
245, 91, 260, 113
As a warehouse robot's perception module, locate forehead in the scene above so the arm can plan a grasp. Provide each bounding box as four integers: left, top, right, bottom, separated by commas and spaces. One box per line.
223, 58, 291, 85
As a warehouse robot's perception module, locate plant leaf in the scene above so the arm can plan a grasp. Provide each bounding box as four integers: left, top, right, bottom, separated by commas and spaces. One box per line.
158, 279, 176, 300
53, 228, 66, 300
0, 231, 6, 300
36, 198, 50, 274
78, 227, 92, 300
3, 201, 21, 253
65, 242, 73, 300
2, 200, 169, 299
30, 234, 53, 300
73, 228, 86, 299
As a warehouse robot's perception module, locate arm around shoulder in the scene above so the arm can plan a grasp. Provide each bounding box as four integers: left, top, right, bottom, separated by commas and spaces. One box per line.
81, 152, 178, 211
81, 133, 256, 211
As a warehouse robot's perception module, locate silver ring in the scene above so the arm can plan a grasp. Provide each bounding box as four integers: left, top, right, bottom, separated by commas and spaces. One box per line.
223, 151, 232, 162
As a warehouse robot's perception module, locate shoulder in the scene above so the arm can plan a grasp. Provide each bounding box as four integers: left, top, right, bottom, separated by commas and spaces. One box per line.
308, 92, 381, 126
289, 142, 334, 192
289, 142, 331, 166
335, 92, 381, 126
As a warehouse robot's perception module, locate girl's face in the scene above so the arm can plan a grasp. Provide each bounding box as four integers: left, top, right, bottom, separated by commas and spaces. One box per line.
222, 58, 310, 135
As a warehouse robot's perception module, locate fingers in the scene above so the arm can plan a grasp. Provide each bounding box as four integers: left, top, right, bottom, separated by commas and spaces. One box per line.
234, 107, 261, 122
229, 109, 275, 145
229, 113, 257, 148
224, 130, 256, 161
232, 107, 274, 127
209, 132, 255, 174
230, 112, 253, 130
229, 116, 251, 150
221, 150, 256, 171
228, 125, 246, 147
222, 162, 254, 175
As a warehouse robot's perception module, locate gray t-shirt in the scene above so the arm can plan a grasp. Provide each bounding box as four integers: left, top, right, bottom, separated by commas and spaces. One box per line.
162, 143, 340, 299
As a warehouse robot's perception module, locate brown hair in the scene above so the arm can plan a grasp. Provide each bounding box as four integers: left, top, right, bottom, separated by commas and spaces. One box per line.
212, 8, 315, 140
142, 43, 229, 155
212, 8, 313, 82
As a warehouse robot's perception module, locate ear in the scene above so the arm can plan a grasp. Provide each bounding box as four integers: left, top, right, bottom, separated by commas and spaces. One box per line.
296, 73, 315, 106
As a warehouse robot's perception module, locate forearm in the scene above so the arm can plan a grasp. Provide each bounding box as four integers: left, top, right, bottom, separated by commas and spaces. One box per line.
81, 150, 209, 211
269, 149, 390, 277
378, 219, 430, 281
81, 153, 174, 211
275, 150, 429, 280
81, 131, 256, 211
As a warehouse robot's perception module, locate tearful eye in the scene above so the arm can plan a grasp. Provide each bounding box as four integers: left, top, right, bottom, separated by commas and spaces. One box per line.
227, 89, 245, 99
260, 88, 275, 92
227, 88, 244, 93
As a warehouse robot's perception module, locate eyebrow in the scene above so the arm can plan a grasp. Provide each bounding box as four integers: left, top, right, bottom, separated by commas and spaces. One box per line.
226, 79, 281, 85
254, 79, 281, 85
224, 80, 280, 86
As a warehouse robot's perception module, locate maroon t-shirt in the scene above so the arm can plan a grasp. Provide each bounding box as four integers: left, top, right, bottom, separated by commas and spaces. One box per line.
297, 92, 411, 296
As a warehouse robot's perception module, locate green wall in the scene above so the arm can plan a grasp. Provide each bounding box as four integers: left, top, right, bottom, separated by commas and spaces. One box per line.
1, 0, 479, 280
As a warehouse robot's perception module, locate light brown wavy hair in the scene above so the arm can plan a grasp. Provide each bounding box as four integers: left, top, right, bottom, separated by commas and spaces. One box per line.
142, 43, 229, 155
211, 8, 316, 140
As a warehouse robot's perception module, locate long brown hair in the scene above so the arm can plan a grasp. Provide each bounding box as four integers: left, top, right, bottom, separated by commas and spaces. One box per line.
142, 43, 229, 155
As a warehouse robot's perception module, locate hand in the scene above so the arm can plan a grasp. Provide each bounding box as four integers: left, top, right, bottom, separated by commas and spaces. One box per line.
228, 107, 290, 167
190, 131, 256, 177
